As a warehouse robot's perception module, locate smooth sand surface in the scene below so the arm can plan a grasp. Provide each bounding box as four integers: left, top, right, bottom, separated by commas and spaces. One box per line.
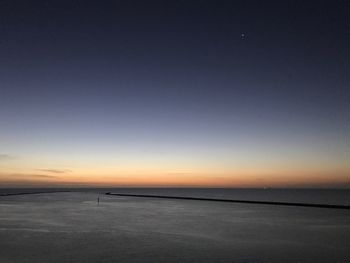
0, 192, 349, 263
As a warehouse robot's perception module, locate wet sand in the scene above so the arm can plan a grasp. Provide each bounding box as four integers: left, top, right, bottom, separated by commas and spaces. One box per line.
0, 192, 349, 262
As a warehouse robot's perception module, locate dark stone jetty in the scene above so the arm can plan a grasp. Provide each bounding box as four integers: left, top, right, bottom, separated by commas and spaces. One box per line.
105, 192, 350, 210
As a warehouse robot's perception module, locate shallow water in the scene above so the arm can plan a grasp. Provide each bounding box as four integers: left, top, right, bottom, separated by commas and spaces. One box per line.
0, 192, 349, 262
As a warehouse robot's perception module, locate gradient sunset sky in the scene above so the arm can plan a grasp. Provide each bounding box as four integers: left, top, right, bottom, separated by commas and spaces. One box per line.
0, 1, 349, 188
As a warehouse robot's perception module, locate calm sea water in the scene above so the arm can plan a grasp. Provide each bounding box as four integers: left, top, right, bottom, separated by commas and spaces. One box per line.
0, 190, 349, 262
1, 188, 349, 206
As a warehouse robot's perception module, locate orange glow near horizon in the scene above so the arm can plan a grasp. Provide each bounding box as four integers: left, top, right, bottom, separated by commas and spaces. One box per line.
1, 150, 349, 188
1, 166, 349, 188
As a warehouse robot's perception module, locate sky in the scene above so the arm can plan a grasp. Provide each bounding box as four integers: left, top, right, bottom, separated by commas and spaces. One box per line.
0, 0, 349, 188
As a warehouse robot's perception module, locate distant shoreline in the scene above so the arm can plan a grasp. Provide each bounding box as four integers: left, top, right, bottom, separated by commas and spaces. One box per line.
0, 190, 71, 197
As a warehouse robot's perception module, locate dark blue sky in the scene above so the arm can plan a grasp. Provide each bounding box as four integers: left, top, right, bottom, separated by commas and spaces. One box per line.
0, 1, 349, 187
